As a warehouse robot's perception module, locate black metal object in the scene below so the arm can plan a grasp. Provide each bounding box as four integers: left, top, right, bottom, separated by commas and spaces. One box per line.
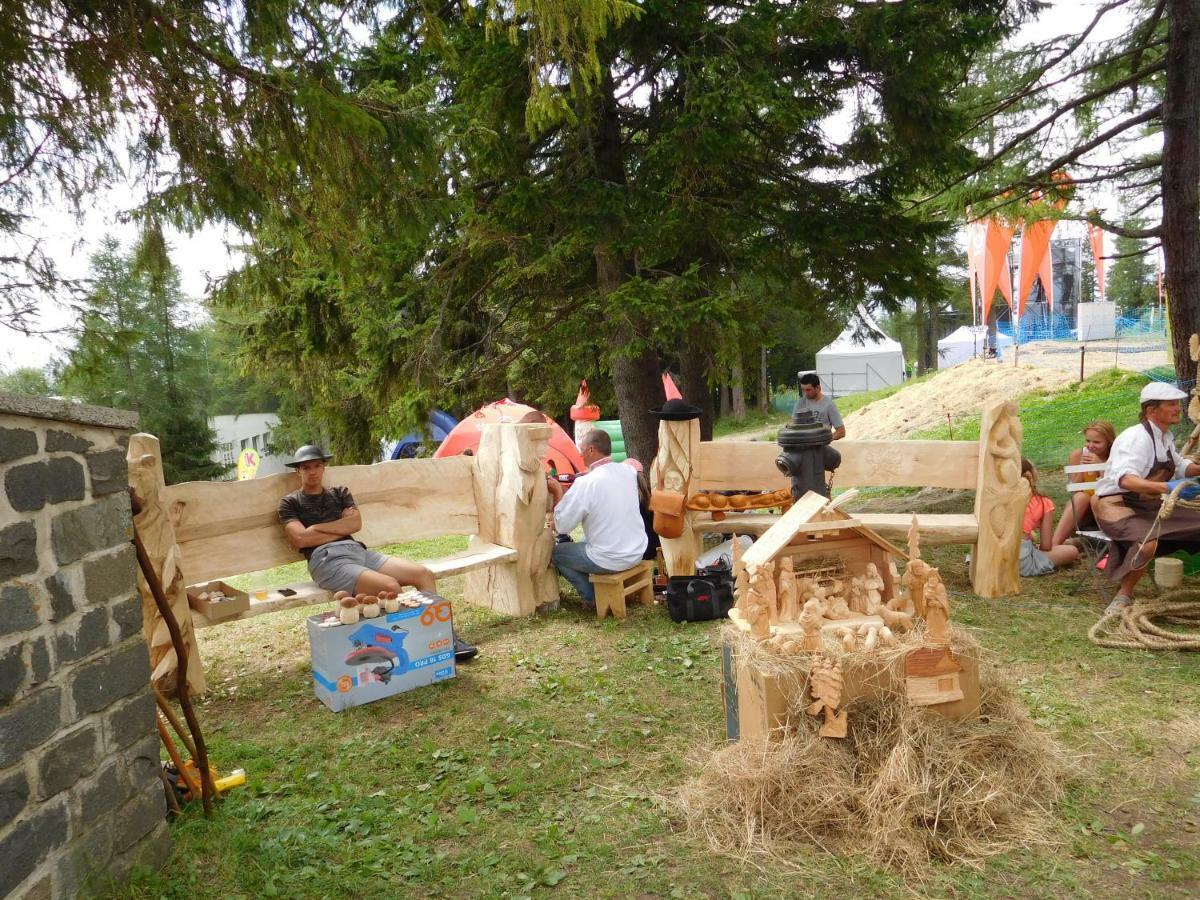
775, 409, 841, 499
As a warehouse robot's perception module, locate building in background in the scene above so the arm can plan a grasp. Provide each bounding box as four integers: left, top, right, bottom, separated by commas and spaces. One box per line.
209, 413, 287, 478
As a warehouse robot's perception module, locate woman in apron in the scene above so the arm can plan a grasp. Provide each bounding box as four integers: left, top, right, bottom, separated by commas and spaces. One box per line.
1091, 383, 1200, 614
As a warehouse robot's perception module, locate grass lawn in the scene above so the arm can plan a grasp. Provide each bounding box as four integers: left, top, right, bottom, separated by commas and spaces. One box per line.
118, 510, 1200, 899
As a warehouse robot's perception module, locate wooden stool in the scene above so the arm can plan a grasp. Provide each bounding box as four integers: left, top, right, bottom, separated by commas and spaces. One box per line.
590, 561, 655, 621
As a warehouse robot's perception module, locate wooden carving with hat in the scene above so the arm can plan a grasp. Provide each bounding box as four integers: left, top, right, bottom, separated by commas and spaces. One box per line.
648, 393, 702, 538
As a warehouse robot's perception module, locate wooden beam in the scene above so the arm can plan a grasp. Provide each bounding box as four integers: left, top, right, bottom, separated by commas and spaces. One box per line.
697, 440, 979, 492
698, 512, 979, 545
741, 492, 829, 569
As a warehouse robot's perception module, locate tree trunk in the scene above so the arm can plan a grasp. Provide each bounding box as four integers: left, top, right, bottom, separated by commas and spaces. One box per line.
590, 65, 662, 464
1163, 0, 1200, 383
719, 384, 731, 418
680, 327, 716, 441
759, 346, 769, 412
730, 361, 746, 420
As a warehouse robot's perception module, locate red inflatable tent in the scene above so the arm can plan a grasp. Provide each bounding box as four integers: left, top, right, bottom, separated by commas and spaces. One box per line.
433, 399, 587, 476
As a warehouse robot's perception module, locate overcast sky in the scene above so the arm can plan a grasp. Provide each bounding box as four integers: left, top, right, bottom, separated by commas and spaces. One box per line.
2, 1, 1136, 375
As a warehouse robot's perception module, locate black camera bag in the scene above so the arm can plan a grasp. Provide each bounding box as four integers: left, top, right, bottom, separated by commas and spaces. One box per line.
665, 563, 735, 623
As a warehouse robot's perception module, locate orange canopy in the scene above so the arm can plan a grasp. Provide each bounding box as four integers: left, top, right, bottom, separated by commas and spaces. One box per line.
433, 399, 587, 476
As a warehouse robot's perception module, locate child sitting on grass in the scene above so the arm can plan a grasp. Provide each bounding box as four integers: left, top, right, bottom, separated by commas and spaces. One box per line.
1020, 458, 1080, 576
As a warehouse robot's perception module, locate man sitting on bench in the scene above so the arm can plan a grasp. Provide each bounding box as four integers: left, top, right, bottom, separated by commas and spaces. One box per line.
546, 430, 647, 608
278, 445, 476, 660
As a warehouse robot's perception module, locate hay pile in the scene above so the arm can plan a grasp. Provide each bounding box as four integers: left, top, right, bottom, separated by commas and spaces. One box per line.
673, 628, 1066, 875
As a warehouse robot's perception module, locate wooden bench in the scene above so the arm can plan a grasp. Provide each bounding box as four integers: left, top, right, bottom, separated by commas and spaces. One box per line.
648, 400, 1028, 598
589, 561, 654, 621
129, 422, 560, 658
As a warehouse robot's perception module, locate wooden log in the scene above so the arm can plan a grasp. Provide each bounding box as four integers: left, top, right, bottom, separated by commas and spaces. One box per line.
651, 417, 703, 576
128, 434, 207, 697
166, 456, 478, 584
698, 440, 979, 493
464, 423, 554, 617
970, 401, 1028, 598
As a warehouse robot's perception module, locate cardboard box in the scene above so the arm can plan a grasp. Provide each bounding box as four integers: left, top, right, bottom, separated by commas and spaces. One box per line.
186, 580, 250, 622
306, 596, 456, 712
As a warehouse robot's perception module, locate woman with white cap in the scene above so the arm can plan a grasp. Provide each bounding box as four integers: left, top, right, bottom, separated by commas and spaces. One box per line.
1091, 381, 1200, 614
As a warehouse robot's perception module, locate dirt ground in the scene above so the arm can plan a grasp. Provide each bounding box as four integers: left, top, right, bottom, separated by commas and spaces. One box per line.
1016, 336, 1169, 377
843, 358, 1074, 440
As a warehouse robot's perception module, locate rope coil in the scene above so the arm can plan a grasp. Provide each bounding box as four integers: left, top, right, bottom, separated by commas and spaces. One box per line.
1088, 588, 1200, 651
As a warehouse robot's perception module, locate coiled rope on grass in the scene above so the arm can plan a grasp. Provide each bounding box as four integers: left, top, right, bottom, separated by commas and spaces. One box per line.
1088, 588, 1200, 651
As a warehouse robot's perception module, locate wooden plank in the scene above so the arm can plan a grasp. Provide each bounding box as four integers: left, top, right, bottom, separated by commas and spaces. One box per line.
192, 542, 517, 629
698, 440, 979, 492
698, 512, 979, 545
166, 456, 478, 584
741, 492, 829, 569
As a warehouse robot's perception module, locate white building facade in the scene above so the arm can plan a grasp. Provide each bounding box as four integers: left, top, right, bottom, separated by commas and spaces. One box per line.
209, 412, 289, 478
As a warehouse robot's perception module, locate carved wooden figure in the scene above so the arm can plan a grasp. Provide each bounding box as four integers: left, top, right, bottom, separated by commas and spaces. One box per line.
651, 417, 702, 576
128, 434, 207, 698
746, 560, 776, 639
777, 556, 800, 622
971, 400, 1028, 598
901, 558, 932, 619
923, 570, 951, 646
808, 656, 848, 738
863, 562, 884, 607
799, 597, 825, 651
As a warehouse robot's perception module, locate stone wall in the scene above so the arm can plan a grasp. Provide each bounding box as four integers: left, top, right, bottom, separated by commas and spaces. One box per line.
0, 393, 169, 899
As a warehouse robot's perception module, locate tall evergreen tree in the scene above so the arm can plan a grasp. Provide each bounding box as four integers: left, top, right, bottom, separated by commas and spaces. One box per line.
1107, 225, 1159, 309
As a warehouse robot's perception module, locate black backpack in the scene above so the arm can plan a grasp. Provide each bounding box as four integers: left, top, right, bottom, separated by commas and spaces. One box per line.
665, 563, 735, 623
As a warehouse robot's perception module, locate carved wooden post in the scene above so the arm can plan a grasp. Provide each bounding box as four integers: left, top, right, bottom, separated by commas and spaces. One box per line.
970, 400, 1028, 598
127, 433, 207, 696
465, 423, 555, 616
650, 417, 702, 576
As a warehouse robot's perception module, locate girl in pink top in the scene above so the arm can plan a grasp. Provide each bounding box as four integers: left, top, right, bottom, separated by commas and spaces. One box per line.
1020, 459, 1080, 576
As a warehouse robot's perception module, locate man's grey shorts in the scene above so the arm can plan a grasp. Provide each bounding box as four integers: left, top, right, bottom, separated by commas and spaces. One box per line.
308, 540, 388, 594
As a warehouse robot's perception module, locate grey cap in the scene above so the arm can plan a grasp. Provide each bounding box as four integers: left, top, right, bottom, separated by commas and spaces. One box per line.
285, 445, 333, 467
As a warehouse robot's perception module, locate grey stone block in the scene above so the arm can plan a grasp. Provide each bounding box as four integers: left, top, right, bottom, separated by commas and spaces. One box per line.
51, 495, 132, 566
60, 811, 116, 899
0, 796, 68, 898
79, 761, 130, 823
0, 687, 62, 769
86, 449, 128, 497
69, 640, 150, 716
123, 731, 161, 786
45, 429, 92, 453
12, 874, 51, 900
4, 458, 83, 510
0, 521, 38, 580
44, 571, 75, 622
5, 461, 53, 511
37, 724, 99, 799
0, 768, 30, 829
109, 594, 142, 641
103, 691, 156, 752
46, 456, 86, 505
112, 780, 166, 852
53, 607, 109, 665
82, 545, 136, 606
0, 583, 39, 636
29, 637, 50, 685
107, 818, 171, 885
0, 640, 25, 705
0, 425, 38, 463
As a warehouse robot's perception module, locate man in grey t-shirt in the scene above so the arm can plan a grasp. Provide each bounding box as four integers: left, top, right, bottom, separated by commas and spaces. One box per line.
793, 373, 845, 440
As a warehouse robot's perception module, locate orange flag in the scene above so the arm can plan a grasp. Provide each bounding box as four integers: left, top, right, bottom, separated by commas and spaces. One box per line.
1019, 218, 1057, 317
981, 218, 1015, 323
1088, 223, 1106, 299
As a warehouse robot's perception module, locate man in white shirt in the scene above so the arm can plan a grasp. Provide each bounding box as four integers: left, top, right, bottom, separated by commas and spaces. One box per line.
1092, 381, 1200, 614
547, 429, 648, 607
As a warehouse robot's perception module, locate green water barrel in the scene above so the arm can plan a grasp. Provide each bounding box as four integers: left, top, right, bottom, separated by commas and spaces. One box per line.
594, 419, 627, 462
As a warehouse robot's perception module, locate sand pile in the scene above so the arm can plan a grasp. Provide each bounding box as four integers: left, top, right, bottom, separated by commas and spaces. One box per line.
844, 360, 1073, 440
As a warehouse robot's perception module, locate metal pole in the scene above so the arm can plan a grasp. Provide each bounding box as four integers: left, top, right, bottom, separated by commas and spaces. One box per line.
1080, 344, 1086, 383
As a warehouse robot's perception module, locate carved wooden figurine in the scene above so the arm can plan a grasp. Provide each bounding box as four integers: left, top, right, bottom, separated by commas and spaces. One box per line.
745, 560, 776, 639
923, 570, 951, 646
846, 576, 868, 615
808, 656, 848, 738
901, 558, 932, 619
799, 597, 825, 651
972, 400, 1028, 598
777, 556, 799, 623
863, 563, 884, 608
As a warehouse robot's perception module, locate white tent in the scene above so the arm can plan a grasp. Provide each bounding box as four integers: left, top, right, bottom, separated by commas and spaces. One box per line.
936, 325, 1014, 369
813, 314, 906, 397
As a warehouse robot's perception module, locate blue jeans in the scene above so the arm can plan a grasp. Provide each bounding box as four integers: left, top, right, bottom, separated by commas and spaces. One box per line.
552, 541, 622, 605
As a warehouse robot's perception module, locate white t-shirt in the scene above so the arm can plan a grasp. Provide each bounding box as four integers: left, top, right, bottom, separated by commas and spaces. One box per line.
554, 459, 647, 570
1094, 420, 1188, 496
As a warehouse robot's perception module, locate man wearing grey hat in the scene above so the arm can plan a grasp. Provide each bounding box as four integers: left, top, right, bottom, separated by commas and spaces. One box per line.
278, 445, 478, 659
1091, 382, 1200, 614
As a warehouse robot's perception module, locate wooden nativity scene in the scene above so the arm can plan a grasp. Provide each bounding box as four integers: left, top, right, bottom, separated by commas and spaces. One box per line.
724, 489, 980, 742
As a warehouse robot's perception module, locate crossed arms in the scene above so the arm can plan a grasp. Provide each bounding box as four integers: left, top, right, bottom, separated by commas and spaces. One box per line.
283, 507, 362, 551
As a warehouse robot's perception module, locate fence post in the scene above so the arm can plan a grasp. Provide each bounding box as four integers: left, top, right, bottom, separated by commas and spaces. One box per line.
651, 416, 702, 576
970, 401, 1028, 598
